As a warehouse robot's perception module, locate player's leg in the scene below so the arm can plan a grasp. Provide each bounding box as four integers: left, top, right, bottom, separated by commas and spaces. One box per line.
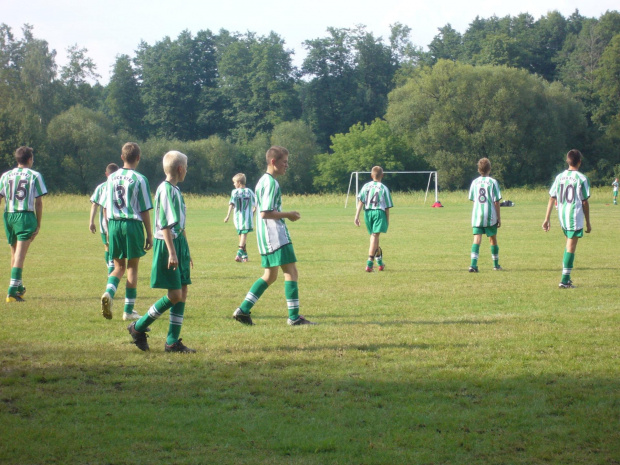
367, 233, 379, 272
101, 257, 124, 319
470, 234, 482, 272
560, 237, 579, 287
374, 234, 385, 270
240, 233, 249, 261
165, 285, 194, 352
489, 234, 501, 270
104, 243, 114, 275
123, 257, 142, 320
7, 239, 31, 301
283, 262, 314, 325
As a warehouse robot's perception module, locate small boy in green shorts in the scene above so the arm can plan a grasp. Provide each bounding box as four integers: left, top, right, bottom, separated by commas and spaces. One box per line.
468, 158, 502, 272
224, 173, 256, 262
89, 163, 119, 275
612, 178, 618, 205
128, 151, 195, 352
543, 149, 591, 288
354, 166, 393, 272
233, 146, 315, 326
0, 146, 47, 302
101, 142, 153, 321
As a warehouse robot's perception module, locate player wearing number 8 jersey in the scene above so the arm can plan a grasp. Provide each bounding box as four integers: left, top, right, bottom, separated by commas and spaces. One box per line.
100, 142, 153, 320
468, 158, 502, 272
354, 166, 393, 272
543, 149, 591, 288
0, 146, 47, 302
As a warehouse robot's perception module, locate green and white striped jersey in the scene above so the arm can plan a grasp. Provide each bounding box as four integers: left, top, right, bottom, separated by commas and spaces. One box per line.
90, 181, 108, 233
255, 173, 291, 255
153, 181, 186, 240
105, 169, 152, 221
613, 180, 619, 192
358, 181, 393, 211
469, 176, 502, 227
0, 168, 47, 212
229, 187, 256, 231
549, 170, 590, 231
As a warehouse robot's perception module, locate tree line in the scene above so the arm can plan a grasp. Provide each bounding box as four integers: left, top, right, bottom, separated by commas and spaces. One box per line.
1, 9, 619, 193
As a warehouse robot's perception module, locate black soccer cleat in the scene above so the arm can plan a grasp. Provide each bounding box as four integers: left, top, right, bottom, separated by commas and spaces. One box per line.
233, 308, 254, 325
127, 321, 149, 351
165, 339, 196, 353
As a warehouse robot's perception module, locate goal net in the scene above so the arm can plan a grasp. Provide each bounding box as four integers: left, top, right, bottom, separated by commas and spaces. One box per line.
345, 171, 439, 207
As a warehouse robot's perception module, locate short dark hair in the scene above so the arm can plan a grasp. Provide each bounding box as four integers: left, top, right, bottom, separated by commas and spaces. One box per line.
266, 146, 288, 164
15, 146, 34, 165
106, 163, 119, 175
121, 142, 141, 164
566, 149, 582, 167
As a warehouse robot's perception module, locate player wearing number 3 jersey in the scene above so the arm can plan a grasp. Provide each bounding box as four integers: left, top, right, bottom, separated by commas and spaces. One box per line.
100, 142, 153, 321
0, 146, 47, 302
543, 149, 591, 289
468, 158, 502, 272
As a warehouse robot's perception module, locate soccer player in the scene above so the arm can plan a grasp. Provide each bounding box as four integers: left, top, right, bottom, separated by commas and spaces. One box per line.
543, 149, 591, 289
613, 178, 618, 205
468, 158, 502, 272
89, 163, 119, 275
0, 146, 47, 302
232, 146, 314, 326
224, 173, 256, 262
354, 166, 393, 272
128, 151, 195, 352
101, 142, 153, 320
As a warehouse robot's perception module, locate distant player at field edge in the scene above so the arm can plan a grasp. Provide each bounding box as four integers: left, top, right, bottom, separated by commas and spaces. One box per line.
0, 146, 47, 302
354, 166, 393, 272
468, 158, 502, 272
612, 177, 618, 205
224, 173, 256, 262
543, 149, 591, 289
89, 163, 119, 275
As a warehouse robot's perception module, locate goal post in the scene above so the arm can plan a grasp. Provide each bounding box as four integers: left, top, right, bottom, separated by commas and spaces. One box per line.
345, 171, 439, 207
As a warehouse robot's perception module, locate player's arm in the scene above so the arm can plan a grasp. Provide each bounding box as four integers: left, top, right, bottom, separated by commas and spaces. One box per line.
31, 196, 43, 241
182, 230, 193, 269
542, 196, 556, 232
89, 202, 98, 233
224, 203, 234, 222
354, 200, 364, 227
141, 211, 153, 251
583, 199, 591, 233
161, 227, 178, 270
494, 201, 501, 228
261, 210, 300, 222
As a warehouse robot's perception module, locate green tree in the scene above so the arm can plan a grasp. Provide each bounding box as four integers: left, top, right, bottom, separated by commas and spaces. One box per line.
105, 54, 146, 139
59, 44, 100, 110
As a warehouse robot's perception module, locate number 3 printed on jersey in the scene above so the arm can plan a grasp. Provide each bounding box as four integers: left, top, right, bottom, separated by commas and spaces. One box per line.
114, 185, 126, 210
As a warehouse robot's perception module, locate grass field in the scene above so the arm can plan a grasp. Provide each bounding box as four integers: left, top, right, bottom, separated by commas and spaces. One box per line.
0, 189, 618, 465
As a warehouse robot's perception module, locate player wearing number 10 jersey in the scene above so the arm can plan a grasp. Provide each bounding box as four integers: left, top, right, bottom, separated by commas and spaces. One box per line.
468, 158, 502, 272
543, 149, 591, 288
0, 146, 47, 302
100, 142, 153, 321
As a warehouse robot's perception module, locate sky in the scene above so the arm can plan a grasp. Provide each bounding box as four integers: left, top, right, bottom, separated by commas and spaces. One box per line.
3, 0, 619, 84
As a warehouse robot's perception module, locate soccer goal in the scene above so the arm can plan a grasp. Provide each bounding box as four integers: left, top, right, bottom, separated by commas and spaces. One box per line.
345, 171, 439, 207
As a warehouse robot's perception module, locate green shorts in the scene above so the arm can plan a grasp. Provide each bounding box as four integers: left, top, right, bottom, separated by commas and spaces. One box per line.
3, 212, 37, 245
261, 243, 297, 268
563, 229, 583, 239
151, 235, 192, 290
364, 209, 389, 235
472, 225, 498, 237
100, 232, 108, 246
614, 191, 618, 198
108, 219, 146, 260
237, 228, 253, 235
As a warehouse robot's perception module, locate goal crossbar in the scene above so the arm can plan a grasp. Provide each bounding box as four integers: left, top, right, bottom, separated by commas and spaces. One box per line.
345, 171, 438, 207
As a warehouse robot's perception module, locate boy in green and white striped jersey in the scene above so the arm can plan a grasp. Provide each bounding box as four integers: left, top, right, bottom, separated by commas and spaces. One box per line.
233, 146, 315, 326
100, 142, 153, 321
224, 173, 256, 262
128, 151, 195, 352
468, 158, 502, 272
613, 178, 618, 205
354, 166, 393, 272
543, 149, 591, 289
0, 146, 47, 302
89, 163, 119, 275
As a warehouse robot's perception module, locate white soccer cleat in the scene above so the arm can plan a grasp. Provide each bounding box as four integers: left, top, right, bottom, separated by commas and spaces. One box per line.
122, 310, 142, 321
101, 292, 113, 319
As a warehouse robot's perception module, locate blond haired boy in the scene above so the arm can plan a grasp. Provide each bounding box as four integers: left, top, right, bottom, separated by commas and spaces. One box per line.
233, 146, 314, 326
468, 158, 502, 272
224, 173, 256, 262
354, 166, 393, 272
128, 151, 195, 352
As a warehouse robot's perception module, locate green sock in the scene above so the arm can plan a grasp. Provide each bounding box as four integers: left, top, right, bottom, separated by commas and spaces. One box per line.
367, 257, 374, 268
240, 278, 269, 313
167, 302, 186, 345
237, 248, 244, 258
285, 280, 299, 320
124, 287, 137, 315
135, 296, 173, 332
562, 250, 575, 284
470, 244, 480, 268
105, 276, 120, 298
8, 267, 22, 296
491, 245, 499, 267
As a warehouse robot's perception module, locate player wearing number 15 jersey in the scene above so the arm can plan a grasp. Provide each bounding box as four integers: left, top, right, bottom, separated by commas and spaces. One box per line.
468, 158, 502, 272
543, 149, 591, 288
0, 146, 47, 302
354, 166, 393, 272
100, 142, 153, 321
